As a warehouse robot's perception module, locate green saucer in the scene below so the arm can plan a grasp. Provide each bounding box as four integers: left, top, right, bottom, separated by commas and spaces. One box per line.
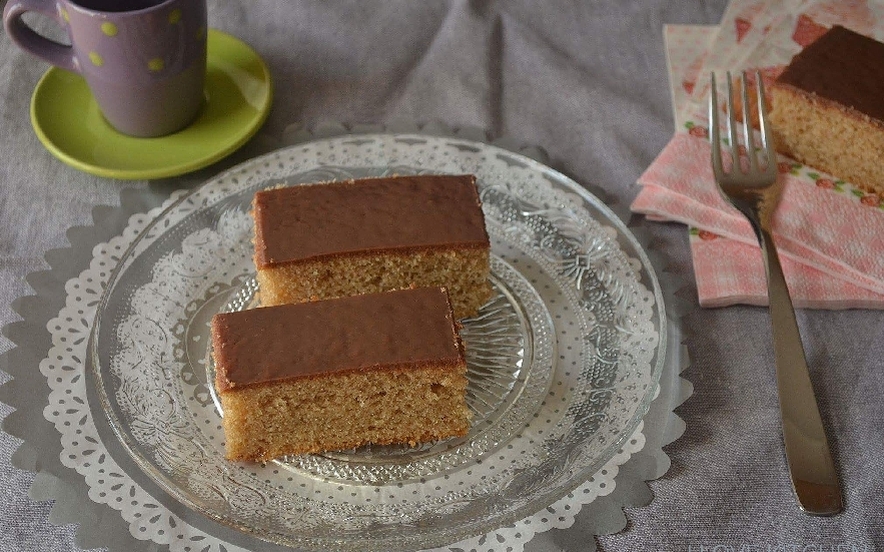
30, 29, 273, 180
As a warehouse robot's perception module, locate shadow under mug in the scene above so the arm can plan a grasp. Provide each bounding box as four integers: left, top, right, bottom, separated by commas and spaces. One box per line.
4, 0, 208, 138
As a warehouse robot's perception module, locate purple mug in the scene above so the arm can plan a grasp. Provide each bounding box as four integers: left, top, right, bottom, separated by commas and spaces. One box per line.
4, 0, 208, 137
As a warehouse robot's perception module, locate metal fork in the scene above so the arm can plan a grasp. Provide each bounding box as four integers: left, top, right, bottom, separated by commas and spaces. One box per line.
709, 71, 842, 516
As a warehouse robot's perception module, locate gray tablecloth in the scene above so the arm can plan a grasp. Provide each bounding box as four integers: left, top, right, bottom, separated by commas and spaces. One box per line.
2, 1, 882, 551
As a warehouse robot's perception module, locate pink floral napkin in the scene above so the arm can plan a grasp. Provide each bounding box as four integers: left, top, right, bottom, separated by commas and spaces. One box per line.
639, 7, 884, 309
634, 132, 884, 308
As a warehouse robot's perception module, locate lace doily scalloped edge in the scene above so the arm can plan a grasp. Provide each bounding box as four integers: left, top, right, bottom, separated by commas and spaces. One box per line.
0, 121, 694, 552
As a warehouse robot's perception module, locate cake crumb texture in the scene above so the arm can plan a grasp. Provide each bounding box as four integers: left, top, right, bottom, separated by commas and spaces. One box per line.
771, 87, 884, 196
256, 247, 491, 319
220, 365, 470, 461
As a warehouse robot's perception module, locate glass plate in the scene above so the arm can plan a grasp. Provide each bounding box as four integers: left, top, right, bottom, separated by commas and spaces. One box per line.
90, 134, 666, 551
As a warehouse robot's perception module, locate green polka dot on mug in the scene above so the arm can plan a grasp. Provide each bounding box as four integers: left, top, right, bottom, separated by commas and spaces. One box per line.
4, 0, 208, 137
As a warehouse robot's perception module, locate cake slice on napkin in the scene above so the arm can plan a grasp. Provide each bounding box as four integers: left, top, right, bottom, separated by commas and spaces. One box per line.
770, 25, 884, 197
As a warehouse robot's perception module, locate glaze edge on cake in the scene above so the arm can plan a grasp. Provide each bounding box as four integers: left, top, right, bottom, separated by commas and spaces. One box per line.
774, 25, 884, 125
213, 287, 464, 393
253, 174, 490, 267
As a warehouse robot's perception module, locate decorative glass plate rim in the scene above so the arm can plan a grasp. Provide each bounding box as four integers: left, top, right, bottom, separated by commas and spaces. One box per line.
204, 255, 559, 485
88, 133, 668, 550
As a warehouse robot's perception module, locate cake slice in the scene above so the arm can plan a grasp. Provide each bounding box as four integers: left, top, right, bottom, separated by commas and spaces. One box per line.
252, 174, 491, 319
212, 287, 471, 462
770, 25, 884, 195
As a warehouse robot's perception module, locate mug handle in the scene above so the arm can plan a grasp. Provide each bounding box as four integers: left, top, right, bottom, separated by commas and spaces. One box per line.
3, 0, 79, 73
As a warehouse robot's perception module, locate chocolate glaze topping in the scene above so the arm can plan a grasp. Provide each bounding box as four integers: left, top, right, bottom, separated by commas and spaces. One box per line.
776, 25, 884, 122
212, 287, 464, 393
253, 174, 489, 268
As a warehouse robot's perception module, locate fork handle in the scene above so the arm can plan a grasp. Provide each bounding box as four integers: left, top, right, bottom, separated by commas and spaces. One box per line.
758, 226, 843, 515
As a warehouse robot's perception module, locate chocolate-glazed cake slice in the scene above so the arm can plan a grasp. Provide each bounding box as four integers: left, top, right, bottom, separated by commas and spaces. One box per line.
770, 25, 884, 195
212, 287, 471, 462
252, 174, 491, 319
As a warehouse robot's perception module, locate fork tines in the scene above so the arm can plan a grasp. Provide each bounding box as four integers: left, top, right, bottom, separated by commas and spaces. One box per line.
708, 71, 777, 182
